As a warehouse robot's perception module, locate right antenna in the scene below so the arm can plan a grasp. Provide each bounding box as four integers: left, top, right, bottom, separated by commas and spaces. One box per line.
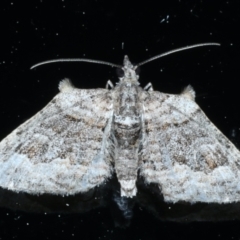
136, 43, 220, 67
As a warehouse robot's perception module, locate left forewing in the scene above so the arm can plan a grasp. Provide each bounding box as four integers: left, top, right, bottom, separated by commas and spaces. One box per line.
140, 88, 240, 203
0, 80, 113, 195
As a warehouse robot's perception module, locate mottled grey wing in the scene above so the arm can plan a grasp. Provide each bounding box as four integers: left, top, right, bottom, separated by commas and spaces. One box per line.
0, 79, 113, 195
140, 86, 240, 203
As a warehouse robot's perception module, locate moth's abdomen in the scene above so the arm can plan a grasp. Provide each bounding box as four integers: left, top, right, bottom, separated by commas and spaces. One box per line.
113, 115, 141, 197
114, 115, 140, 146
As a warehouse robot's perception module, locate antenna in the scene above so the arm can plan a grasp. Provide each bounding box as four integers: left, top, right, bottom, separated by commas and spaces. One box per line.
31, 58, 122, 69
136, 43, 220, 67
30, 42, 220, 70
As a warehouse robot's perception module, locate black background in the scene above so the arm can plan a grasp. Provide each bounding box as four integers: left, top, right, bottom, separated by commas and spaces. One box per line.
1, 0, 240, 239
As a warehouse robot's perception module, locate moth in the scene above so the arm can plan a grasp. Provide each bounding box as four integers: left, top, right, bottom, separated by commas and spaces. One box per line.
1, 43, 239, 204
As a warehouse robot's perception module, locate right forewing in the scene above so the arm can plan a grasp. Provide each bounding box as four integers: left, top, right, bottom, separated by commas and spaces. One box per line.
140, 89, 240, 203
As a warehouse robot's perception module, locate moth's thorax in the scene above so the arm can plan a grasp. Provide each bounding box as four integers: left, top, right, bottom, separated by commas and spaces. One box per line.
113, 82, 142, 136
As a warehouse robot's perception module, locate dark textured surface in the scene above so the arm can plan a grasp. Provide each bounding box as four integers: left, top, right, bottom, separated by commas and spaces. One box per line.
1, 0, 240, 239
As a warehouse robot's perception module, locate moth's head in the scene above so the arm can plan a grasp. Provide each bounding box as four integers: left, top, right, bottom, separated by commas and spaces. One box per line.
119, 55, 139, 83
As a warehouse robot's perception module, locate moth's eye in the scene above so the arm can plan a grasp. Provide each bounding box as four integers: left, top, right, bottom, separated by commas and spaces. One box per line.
116, 68, 124, 78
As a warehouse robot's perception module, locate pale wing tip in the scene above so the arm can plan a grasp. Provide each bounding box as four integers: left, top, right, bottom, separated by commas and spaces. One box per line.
59, 78, 75, 93
181, 85, 195, 101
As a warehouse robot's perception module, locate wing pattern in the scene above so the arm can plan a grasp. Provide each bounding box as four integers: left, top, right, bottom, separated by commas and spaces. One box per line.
0, 79, 113, 195
140, 87, 240, 203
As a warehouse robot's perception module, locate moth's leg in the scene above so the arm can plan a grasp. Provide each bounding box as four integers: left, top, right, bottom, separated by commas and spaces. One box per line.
144, 82, 153, 91
106, 80, 114, 89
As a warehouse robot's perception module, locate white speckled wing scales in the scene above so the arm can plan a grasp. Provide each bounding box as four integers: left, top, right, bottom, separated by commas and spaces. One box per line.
0, 79, 113, 195
140, 86, 240, 203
